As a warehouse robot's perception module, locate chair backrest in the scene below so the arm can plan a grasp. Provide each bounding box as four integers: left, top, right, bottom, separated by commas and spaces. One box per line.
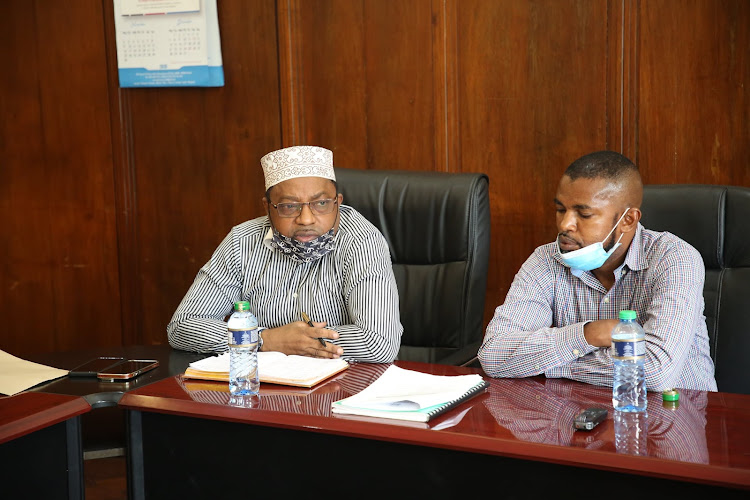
641, 184, 750, 394
334, 167, 491, 364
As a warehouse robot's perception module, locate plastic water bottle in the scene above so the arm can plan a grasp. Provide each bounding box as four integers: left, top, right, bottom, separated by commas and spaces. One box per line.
614, 410, 648, 456
611, 309, 647, 412
227, 300, 259, 396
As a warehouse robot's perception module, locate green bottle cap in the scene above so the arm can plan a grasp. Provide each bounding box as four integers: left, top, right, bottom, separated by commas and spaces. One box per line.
662, 389, 680, 402
619, 310, 637, 320
233, 301, 250, 312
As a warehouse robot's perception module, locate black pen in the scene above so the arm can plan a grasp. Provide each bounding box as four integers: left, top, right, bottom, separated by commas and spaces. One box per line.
302, 311, 327, 347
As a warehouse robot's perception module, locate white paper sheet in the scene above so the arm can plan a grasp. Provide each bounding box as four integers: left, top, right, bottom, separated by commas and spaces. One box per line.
0, 350, 69, 396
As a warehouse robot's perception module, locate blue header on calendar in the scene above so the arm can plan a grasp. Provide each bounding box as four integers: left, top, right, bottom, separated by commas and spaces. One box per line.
118, 65, 224, 87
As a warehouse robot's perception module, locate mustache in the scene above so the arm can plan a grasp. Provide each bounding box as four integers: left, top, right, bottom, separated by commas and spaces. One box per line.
558, 232, 583, 248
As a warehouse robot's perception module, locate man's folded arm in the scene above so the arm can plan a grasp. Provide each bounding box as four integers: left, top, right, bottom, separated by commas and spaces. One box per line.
480, 319, 596, 378
478, 258, 596, 378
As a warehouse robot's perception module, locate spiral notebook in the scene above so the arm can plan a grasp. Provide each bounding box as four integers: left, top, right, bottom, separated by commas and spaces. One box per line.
331, 365, 489, 423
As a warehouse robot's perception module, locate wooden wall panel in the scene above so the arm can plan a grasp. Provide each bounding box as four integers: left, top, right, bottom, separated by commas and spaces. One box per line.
606, 0, 639, 159
279, 0, 438, 171
0, 0, 121, 355
457, 0, 611, 321
637, 0, 750, 185
111, 0, 282, 345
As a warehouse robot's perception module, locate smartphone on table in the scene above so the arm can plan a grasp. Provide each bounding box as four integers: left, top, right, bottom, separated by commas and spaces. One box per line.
96, 359, 159, 382
69, 357, 125, 377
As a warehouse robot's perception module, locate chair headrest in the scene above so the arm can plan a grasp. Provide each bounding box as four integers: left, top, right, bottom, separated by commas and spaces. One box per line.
641, 184, 750, 269
334, 167, 490, 264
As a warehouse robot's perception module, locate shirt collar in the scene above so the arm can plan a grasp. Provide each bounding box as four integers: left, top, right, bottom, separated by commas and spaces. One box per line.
262, 226, 275, 251
622, 223, 648, 272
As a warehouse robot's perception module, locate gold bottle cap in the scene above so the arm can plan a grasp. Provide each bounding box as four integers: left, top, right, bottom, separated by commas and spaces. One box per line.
663, 400, 680, 410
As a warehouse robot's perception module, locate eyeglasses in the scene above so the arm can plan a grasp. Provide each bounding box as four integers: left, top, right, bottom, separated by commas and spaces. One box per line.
269, 198, 338, 218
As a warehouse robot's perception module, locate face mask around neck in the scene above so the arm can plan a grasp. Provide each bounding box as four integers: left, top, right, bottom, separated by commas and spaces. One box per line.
271, 227, 336, 262
557, 208, 630, 272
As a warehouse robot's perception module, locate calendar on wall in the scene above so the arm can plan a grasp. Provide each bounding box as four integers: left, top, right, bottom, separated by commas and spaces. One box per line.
113, 0, 224, 87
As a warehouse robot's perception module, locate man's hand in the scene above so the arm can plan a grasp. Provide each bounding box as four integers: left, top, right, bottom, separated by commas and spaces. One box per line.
583, 319, 619, 348
260, 321, 343, 358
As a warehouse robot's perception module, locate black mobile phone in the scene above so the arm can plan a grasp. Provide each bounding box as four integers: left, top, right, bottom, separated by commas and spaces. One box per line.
69, 356, 125, 377
573, 407, 608, 431
96, 359, 159, 382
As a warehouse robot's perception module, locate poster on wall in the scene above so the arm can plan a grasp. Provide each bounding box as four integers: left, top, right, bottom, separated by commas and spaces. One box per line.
113, 0, 224, 87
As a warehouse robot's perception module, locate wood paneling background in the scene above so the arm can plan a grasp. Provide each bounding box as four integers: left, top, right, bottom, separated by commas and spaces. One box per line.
1, 0, 121, 354
1, 0, 747, 356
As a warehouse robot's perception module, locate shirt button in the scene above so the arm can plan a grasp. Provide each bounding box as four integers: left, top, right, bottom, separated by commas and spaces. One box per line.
573, 349, 580, 356
292, 293, 298, 298
604, 297, 610, 303
535, 364, 540, 370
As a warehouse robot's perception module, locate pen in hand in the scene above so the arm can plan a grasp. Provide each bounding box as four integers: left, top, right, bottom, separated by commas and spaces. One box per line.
302, 311, 327, 347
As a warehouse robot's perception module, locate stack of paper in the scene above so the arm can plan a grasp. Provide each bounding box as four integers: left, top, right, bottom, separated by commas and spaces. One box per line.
331, 365, 488, 423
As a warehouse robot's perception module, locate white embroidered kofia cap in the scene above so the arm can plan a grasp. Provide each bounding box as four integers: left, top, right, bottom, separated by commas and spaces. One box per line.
260, 145, 335, 190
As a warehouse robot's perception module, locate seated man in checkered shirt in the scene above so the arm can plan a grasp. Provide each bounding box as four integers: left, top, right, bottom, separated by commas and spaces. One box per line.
478, 150, 716, 392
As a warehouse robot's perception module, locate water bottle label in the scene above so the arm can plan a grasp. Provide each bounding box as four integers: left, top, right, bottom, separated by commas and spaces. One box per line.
612, 339, 645, 360
228, 328, 258, 346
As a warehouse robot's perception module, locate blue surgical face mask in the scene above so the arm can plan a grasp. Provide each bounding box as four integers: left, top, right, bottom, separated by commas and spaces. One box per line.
557, 208, 630, 272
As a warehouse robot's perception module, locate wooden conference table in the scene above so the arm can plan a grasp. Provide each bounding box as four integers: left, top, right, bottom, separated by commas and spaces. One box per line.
0, 391, 90, 499
120, 360, 750, 498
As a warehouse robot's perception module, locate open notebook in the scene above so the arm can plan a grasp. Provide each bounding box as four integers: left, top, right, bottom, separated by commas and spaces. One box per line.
184, 351, 349, 388
331, 365, 489, 423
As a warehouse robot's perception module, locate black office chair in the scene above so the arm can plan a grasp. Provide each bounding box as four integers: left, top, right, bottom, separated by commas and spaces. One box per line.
641, 184, 750, 394
334, 167, 491, 366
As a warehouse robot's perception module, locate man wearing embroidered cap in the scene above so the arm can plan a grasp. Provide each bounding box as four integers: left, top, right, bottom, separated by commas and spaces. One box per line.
168, 146, 403, 362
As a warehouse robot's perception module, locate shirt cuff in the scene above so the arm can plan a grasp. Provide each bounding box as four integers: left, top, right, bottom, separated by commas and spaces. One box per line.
554, 322, 595, 362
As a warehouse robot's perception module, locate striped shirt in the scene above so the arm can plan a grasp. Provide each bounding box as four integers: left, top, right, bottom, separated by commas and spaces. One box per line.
478, 223, 717, 392
167, 205, 403, 363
